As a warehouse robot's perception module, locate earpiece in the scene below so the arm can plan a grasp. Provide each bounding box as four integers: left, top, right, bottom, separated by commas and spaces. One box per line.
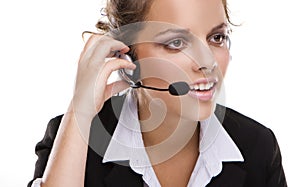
114, 51, 139, 85
115, 51, 134, 76
114, 51, 190, 96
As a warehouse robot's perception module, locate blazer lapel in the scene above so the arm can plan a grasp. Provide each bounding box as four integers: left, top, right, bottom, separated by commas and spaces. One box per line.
208, 163, 246, 187
104, 162, 144, 187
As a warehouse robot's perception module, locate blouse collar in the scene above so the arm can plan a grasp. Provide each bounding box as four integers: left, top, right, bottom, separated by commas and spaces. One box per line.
103, 91, 244, 186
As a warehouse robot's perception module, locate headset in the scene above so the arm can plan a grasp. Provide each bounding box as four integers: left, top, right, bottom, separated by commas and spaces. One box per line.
114, 51, 190, 96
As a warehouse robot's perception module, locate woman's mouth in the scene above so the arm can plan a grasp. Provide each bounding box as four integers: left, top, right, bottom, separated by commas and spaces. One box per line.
188, 78, 217, 101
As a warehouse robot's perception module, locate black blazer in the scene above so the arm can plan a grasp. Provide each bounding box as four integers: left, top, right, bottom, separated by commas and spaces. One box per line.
28, 96, 287, 187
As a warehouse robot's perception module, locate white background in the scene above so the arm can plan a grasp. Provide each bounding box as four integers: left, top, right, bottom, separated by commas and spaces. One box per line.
0, 0, 299, 186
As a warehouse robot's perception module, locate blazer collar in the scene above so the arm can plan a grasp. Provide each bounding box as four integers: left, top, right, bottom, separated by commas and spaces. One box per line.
208, 163, 246, 187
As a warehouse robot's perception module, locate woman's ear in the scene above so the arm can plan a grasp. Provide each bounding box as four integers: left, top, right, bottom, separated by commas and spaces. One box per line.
131, 58, 140, 83
126, 48, 141, 83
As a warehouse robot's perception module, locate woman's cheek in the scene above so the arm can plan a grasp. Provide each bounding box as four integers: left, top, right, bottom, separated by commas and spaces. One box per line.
138, 54, 193, 84
214, 49, 230, 77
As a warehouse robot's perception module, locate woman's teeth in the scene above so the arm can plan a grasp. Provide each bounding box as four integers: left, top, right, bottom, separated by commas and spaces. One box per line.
189, 82, 214, 91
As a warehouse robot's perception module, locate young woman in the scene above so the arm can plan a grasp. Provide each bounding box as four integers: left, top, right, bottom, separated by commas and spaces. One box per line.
28, 0, 287, 186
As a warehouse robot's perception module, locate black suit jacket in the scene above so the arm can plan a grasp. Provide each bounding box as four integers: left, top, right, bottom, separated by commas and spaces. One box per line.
28, 96, 287, 187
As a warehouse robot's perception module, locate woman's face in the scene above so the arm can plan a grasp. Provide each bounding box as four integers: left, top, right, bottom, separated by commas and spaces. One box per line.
134, 0, 230, 121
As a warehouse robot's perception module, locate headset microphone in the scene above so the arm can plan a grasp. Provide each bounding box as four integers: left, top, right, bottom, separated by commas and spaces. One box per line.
115, 52, 190, 96
132, 81, 190, 96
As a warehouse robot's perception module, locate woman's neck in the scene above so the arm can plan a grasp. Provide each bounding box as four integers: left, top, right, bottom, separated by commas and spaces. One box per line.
137, 97, 200, 165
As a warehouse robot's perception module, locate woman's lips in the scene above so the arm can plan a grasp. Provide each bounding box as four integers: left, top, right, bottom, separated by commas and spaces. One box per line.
188, 78, 218, 101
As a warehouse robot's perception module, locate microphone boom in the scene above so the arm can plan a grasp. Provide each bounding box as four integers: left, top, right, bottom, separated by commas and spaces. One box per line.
132, 81, 190, 96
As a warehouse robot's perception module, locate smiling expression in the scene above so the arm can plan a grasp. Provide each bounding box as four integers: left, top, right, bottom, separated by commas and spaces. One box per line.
132, 0, 231, 121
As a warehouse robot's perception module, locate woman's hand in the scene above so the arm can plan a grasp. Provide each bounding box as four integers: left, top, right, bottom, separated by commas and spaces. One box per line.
71, 34, 136, 120
39, 35, 136, 187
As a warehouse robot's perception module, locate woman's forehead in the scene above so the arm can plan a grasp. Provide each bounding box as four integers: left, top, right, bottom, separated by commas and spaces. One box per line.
146, 0, 226, 34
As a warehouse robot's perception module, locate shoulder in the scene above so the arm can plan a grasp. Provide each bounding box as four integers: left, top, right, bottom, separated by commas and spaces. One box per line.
216, 105, 274, 147
216, 106, 287, 186
211, 106, 287, 186
37, 114, 63, 148
43, 96, 126, 138
219, 106, 276, 152
218, 106, 280, 168
222, 106, 270, 134
222, 106, 274, 141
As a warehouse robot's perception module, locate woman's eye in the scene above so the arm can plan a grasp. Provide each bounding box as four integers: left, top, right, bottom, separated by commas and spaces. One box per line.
209, 33, 229, 47
165, 39, 187, 50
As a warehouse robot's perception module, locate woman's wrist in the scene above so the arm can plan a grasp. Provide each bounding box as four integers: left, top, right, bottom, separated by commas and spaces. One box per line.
64, 102, 96, 139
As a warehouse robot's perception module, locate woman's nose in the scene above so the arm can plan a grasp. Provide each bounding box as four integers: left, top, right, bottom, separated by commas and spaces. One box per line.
189, 41, 217, 73
192, 62, 218, 74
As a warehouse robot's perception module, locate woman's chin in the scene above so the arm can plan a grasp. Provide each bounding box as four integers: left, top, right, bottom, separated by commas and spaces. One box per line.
180, 101, 216, 122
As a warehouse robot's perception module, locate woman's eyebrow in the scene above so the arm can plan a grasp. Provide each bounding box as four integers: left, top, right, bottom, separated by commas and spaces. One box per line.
209, 23, 228, 33
154, 28, 190, 38
154, 23, 228, 38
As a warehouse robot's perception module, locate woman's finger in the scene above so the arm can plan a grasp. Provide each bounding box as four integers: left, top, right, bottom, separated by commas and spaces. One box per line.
102, 58, 136, 79
104, 80, 130, 101
79, 35, 129, 68
92, 58, 136, 111
73, 34, 135, 116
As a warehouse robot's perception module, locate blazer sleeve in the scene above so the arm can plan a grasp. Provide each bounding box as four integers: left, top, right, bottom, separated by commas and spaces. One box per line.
266, 129, 287, 187
27, 115, 63, 187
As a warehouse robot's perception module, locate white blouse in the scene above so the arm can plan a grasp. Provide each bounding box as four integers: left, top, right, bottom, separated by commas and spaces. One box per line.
103, 91, 244, 187
32, 91, 244, 187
